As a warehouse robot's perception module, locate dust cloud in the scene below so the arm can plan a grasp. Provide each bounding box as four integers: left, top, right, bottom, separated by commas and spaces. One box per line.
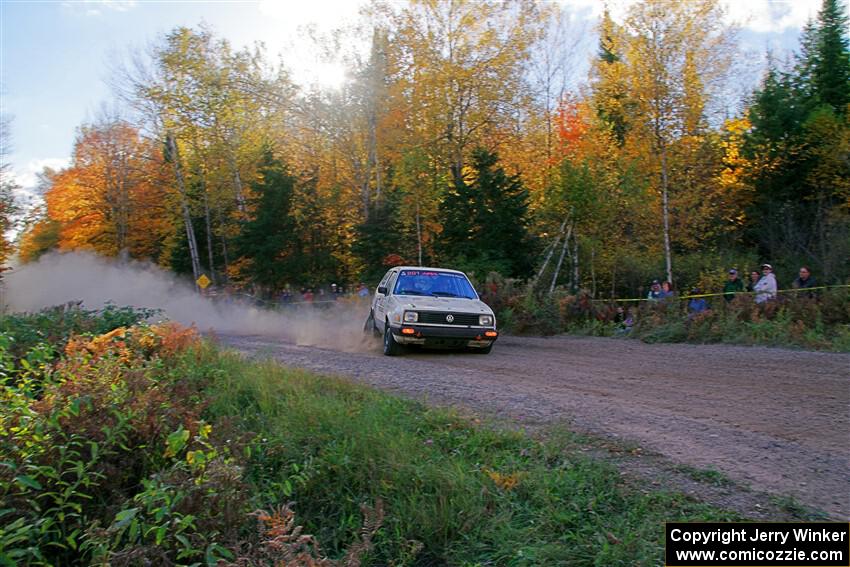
2, 252, 378, 353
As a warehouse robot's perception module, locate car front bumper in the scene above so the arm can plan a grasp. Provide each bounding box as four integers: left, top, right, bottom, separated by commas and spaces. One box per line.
389, 323, 498, 347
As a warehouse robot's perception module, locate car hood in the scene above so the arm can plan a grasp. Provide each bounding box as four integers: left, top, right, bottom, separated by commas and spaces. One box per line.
395, 296, 493, 314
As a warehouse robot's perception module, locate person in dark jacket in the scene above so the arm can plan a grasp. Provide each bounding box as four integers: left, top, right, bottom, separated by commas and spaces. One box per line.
647, 280, 664, 301
792, 266, 818, 298
746, 270, 760, 293
723, 268, 744, 302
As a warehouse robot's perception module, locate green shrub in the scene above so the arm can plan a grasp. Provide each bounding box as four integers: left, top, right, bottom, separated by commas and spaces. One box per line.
0, 317, 223, 565
0, 303, 157, 361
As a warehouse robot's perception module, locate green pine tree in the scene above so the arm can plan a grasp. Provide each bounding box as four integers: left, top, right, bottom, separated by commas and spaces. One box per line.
352, 192, 406, 282
811, 0, 850, 112
235, 149, 302, 291
437, 148, 533, 278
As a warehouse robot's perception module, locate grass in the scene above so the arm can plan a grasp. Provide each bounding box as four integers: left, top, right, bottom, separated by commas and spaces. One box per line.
672, 465, 733, 487
1, 305, 742, 565
768, 496, 831, 521
200, 345, 739, 565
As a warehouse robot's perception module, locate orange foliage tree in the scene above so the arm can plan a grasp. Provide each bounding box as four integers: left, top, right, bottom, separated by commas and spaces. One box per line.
41, 118, 172, 261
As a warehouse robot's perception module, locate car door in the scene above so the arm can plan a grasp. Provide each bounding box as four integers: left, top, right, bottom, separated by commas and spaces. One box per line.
373, 269, 394, 330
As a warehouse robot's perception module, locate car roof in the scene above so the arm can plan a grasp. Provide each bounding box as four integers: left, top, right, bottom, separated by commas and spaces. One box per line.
393, 266, 467, 275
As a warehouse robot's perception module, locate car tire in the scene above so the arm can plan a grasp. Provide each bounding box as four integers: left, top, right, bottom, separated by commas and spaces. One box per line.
363, 310, 381, 337
383, 322, 402, 356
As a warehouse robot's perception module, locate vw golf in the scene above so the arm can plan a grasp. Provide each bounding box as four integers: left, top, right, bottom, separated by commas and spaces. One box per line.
364, 267, 498, 356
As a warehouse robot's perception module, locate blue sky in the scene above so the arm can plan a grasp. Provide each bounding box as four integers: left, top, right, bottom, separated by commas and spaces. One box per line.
0, 0, 821, 204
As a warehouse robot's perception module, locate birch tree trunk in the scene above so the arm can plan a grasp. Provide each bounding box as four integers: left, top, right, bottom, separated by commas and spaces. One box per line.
549, 222, 573, 294
166, 133, 202, 285
572, 233, 580, 292
202, 176, 216, 285
660, 144, 673, 284
530, 217, 568, 292
415, 200, 422, 266
228, 149, 246, 214
590, 245, 596, 297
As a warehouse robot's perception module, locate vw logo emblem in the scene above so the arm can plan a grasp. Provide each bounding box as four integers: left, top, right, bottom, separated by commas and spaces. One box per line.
446, 314, 454, 323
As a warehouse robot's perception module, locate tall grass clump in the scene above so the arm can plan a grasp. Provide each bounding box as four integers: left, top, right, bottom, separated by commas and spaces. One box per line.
203, 349, 736, 566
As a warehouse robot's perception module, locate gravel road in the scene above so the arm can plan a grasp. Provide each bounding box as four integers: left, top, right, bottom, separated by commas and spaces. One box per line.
220, 332, 850, 519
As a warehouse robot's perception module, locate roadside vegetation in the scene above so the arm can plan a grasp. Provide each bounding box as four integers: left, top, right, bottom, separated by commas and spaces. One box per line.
477, 273, 850, 352
1, 305, 738, 565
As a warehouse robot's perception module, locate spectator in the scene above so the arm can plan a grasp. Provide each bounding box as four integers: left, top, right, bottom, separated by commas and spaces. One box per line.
280, 287, 293, 304
792, 266, 818, 299
303, 288, 314, 302
746, 270, 760, 293
688, 288, 709, 315
723, 268, 744, 302
614, 305, 634, 336
661, 280, 675, 299
647, 280, 664, 301
357, 282, 370, 298
753, 263, 777, 304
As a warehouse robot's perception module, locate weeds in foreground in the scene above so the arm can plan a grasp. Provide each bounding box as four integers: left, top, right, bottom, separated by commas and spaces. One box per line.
2, 305, 740, 565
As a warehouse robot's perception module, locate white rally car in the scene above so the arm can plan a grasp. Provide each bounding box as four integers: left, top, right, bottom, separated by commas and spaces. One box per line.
363, 267, 499, 356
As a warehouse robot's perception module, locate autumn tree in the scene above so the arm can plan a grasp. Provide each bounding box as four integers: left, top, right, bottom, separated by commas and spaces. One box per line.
17, 204, 61, 264
118, 26, 293, 283
0, 115, 18, 277
41, 118, 171, 260
621, 0, 734, 284
592, 10, 633, 146
384, 0, 547, 185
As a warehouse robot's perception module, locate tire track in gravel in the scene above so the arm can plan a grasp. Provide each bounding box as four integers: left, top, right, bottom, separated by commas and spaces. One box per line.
220, 333, 850, 519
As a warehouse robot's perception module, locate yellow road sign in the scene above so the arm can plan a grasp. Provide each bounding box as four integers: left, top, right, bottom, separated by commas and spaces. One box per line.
196, 274, 211, 289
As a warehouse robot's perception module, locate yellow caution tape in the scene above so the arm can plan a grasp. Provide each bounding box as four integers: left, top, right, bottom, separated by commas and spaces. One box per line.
590, 284, 850, 303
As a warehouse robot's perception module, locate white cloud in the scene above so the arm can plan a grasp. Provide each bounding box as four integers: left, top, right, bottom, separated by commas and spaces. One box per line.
258, 0, 360, 27
12, 157, 70, 198
724, 0, 819, 33
62, 0, 137, 16
256, 0, 364, 89
558, 0, 819, 33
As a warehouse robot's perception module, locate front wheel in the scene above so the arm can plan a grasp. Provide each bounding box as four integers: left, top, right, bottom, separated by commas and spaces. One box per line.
383, 323, 403, 356
363, 310, 381, 337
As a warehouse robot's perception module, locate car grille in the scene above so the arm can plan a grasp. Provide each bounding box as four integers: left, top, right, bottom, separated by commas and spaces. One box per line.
417, 311, 481, 326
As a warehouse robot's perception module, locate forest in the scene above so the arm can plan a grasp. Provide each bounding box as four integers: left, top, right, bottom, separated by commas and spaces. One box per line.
4, 0, 849, 299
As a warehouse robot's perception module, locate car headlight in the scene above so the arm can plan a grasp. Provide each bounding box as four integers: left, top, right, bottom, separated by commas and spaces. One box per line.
403, 311, 418, 323
479, 314, 494, 326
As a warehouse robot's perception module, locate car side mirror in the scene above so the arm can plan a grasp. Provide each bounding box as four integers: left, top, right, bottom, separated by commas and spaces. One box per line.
378, 286, 387, 295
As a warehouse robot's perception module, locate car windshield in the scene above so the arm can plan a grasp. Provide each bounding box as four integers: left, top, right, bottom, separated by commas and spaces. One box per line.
393, 270, 477, 299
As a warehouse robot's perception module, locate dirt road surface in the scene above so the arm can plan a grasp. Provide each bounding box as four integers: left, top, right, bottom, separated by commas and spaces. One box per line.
220, 333, 850, 519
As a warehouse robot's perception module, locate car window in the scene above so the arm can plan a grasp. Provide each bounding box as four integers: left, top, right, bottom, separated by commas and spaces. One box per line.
385, 271, 399, 295
378, 270, 393, 290
393, 270, 477, 299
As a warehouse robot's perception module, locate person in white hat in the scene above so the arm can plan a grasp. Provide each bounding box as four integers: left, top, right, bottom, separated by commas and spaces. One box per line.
753, 263, 777, 304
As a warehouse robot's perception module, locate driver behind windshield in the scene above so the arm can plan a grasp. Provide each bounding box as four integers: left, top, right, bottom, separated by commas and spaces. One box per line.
394, 271, 476, 299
